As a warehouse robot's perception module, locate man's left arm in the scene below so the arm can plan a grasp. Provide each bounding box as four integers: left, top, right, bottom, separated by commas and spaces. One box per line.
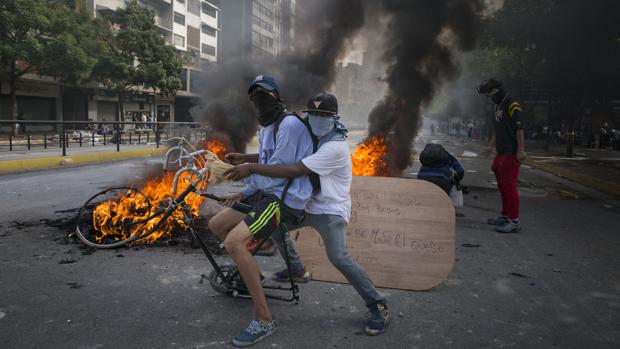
509, 101, 526, 162
225, 141, 344, 181
225, 162, 311, 181
240, 117, 311, 189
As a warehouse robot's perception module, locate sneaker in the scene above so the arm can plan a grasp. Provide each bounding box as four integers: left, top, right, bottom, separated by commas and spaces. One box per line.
494, 220, 521, 233
272, 267, 311, 283
232, 319, 278, 347
487, 216, 509, 226
365, 303, 390, 335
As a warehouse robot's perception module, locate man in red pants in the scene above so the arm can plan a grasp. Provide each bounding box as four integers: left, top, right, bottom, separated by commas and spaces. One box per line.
477, 79, 526, 233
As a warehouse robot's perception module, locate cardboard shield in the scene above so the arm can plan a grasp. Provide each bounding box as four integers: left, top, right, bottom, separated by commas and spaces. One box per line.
294, 177, 455, 291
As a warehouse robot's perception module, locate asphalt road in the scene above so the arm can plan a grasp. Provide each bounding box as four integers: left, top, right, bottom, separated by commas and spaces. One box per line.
1, 135, 619, 349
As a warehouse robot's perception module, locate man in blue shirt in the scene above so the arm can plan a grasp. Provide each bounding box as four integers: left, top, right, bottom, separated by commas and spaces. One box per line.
208, 75, 313, 347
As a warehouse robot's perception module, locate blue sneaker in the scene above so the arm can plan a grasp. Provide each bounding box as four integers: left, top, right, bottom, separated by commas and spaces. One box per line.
232, 319, 278, 347
365, 303, 390, 335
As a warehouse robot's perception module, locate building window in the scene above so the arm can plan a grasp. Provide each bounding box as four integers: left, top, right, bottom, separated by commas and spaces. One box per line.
174, 12, 185, 25
201, 23, 216, 37
252, 15, 273, 33
180, 68, 188, 91
187, 26, 200, 48
201, 2, 217, 17
252, 31, 273, 49
174, 34, 185, 47
253, 1, 273, 20
202, 43, 216, 56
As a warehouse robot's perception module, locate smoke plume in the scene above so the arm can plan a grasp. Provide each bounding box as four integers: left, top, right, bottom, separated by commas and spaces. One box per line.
367, 0, 484, 176
192, 0, 483, 172
191, 0, 365, 152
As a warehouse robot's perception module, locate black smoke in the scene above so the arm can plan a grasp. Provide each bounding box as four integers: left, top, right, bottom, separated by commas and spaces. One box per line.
191, 0, 365, 152
367, 0, 484, 176
192, 0, 483, 168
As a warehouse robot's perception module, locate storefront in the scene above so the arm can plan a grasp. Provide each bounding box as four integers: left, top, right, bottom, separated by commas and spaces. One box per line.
0, 79, 60, 133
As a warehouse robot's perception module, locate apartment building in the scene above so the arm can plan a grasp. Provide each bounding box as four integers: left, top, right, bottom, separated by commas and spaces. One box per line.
0, 0, 220, 127
220, 0, 294, 61
88, 0, 221, 122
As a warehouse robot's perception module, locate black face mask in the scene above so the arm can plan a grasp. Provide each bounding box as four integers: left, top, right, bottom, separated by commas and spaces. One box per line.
252, 91, 282, 126
491, 90, 506, 105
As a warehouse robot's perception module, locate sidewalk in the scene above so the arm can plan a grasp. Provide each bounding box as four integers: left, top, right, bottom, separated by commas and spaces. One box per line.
524, 142, 620, 197
453, 137, 620, 197
0, 144, 167, 174
0, 136, 261, 174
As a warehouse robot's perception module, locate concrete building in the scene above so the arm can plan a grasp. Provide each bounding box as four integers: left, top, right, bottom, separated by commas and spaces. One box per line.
0, 0, 220, 128
88, 0, 221, 123
220, 0, 294, 61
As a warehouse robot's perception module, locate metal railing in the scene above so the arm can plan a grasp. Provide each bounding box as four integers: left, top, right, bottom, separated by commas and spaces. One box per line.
0, 120, 207, 156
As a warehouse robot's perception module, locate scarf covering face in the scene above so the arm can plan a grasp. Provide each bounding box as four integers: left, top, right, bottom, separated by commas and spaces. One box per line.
308, 114, 337, 137
253, 91, 284, 127
306, 114, 348, 146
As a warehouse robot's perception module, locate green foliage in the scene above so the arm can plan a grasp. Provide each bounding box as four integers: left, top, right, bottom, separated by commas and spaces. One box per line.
0, 0, 105, 120
91, 0, 183, 96
479, 0, 620, 103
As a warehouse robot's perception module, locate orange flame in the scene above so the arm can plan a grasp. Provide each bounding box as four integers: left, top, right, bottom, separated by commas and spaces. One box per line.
351, 136, 388, 176
200, 139, 228, 160
91, 139, 228, 245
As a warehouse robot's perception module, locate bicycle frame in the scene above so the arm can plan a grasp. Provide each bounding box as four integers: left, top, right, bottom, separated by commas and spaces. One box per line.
162, 181, 300, 303
163, 138, 301, 303
76, 136, 302, 303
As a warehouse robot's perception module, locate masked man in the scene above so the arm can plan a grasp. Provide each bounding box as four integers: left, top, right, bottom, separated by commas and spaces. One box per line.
224, 93, 390, 336
209, 75, 313, 347
477, 79, 526, 233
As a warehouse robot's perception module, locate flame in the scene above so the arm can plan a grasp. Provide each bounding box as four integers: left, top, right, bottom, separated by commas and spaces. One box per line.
200, 139, 228, 160
91, 139, 228, 245
351, 136, 389, 176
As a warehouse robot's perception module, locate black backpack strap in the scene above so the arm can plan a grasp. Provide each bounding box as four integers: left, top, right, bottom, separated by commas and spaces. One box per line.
272, 112, 321, 198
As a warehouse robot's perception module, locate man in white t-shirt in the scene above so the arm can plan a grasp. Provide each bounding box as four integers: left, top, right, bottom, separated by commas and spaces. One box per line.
224, 93, 390, 336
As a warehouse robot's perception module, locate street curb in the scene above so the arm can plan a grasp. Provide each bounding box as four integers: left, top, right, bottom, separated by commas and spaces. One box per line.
0, 147, 167, 174
524, 159, 620, 197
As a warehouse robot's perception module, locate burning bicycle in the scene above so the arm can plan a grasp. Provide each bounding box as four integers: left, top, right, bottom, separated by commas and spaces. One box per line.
74, 137, 301, 302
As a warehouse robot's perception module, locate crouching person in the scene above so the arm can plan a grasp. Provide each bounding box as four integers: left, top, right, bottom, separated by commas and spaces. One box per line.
417, 143, 464, 195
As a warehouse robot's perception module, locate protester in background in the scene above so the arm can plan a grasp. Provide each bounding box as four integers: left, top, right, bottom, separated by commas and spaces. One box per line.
224, 93, 391, 337
477, 79, 526, 233
15, 112, 26, 135
208, 75, 313, 347
146, 112, 153, 129
417, 143, 464, 196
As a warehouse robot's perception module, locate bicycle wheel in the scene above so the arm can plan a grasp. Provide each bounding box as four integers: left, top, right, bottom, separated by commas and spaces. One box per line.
74, 186, 154, 249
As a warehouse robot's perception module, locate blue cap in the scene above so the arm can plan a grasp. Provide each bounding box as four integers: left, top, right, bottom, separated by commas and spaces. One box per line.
248, 74, 280, 95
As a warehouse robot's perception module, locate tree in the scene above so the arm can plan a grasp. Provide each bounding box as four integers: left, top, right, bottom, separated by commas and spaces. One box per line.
479, 0, 620, 129
91, 0, 184, 122
0, 0, 98, 121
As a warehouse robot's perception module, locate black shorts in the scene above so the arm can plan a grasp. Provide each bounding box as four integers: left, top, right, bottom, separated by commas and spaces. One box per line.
242, 193, 304, 240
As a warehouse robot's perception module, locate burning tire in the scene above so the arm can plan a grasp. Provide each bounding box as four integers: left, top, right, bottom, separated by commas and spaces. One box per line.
74, 186, 154, 249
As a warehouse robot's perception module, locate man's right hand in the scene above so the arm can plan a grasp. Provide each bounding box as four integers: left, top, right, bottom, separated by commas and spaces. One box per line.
483, 145, 494, 158
225, 153, 246, 165
218, 192, 244, 207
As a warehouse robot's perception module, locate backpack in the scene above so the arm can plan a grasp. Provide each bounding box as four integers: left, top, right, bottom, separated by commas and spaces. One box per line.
272, 111, 321, 193
419, 143, 450, 168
